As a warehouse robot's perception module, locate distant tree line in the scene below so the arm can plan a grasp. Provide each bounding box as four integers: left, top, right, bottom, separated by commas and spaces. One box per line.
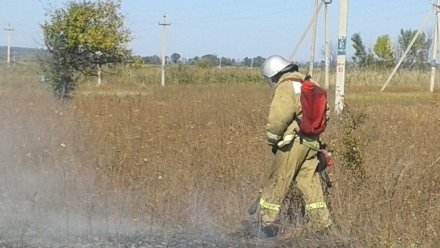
134, 53, 266, 68
351, 29, 432, 69
12, 0, 436, 100
0, 46, 45, 63
136, 28, 435, 71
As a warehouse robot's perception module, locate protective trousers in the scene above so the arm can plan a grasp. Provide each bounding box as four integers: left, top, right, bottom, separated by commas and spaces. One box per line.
258, 140, 332, 231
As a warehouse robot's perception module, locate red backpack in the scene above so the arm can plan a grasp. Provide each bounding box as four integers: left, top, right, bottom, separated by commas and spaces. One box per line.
299, 80, 328, 136
280, 77, 328, 136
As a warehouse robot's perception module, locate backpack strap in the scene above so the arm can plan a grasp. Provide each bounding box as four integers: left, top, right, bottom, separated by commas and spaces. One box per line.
279, 77, 304, 84
279, 77, 304, 94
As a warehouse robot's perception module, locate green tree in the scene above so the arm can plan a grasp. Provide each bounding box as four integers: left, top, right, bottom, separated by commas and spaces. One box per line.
170, 53, 181, 64
397, 29, 431, 69
142, 55, 161, 64
242, 57, 252, 67
197, 54, 218, 68
351, 33, 373, 67
187, 56, 199, 65
220, 57, 235, 66
41, 0, 131, 98
373, 35, 394, 67
253, 56, 265, 67
242, 56, 265, 67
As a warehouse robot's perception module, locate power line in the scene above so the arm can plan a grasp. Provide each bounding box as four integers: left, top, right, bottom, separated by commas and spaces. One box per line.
170, 1, 311, 26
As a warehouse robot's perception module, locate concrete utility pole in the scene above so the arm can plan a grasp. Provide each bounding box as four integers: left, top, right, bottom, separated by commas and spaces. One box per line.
288, 2, 324, 61
309, 0, 319, 75
289, 1, 331, 88
4, 23, 14, 66
159, 14, 171, 87
380, 9, 433, 92
324, 0, 332, 90
431, 1, 440, 93
335, 0, 348, 114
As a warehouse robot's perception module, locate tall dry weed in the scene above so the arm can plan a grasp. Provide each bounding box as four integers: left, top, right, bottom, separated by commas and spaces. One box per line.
1, 64, 439, 247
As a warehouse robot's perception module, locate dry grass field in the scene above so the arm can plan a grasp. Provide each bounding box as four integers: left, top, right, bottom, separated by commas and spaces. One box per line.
0, 64, 439, 247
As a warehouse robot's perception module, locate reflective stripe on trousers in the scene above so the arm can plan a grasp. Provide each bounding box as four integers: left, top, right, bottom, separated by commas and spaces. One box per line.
259, 198, 281, 212
305, 201, 327, 211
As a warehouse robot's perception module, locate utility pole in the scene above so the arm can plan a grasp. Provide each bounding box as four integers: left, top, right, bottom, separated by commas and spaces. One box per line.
323, 0, 332, 90
309, 0, 319, 75
288, 2, 324, 61
159, 14, 171, 87
431, 1, 440, 93
288, 1, 332, 87
380, 8, 433, 92
4, 23, 14, 66
335, 0, 348, 114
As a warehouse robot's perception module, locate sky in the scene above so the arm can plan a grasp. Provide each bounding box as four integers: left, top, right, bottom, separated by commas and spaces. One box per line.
0, 0, 435, 62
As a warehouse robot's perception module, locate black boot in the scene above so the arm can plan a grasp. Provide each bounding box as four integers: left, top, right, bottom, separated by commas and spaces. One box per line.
242, 219, 279, 238
261, 224, 280, 238
247, 198, 259, 215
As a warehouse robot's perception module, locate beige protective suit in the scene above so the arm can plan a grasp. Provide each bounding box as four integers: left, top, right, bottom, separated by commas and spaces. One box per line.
259, 71, 332, 232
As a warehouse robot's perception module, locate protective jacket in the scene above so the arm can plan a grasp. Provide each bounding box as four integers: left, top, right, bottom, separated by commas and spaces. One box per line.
265, 72, 320, 150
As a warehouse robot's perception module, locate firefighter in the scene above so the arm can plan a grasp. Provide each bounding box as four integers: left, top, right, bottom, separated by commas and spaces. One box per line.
255, 55, 332, 237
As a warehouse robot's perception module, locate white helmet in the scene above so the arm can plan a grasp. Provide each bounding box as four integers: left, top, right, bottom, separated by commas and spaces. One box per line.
261, 55, 294, 87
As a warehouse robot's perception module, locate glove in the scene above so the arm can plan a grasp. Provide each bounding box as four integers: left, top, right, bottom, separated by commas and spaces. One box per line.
266, 131, 281, 147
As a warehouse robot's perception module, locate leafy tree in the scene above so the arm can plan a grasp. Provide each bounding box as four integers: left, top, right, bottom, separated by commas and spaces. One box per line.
170, 53, 181, 64
129, 56, 144, 67
220, 57, 235, 66
142, 55, 161, 64
242, 56, 265, 67
41, 0, 131, 98
242, 57, 251, 67
397, 29, 431, 69
351, 33, 373, 67
373, 35, 394, 67
253, 56, 265, 67
187, 56, 199, 65
196, 54, 218, 68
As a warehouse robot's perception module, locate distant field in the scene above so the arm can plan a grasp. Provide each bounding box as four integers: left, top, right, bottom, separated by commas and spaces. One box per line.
0, 64, 439, 247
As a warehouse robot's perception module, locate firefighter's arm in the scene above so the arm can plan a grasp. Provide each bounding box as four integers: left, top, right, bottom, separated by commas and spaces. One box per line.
265, 82, 298, 146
